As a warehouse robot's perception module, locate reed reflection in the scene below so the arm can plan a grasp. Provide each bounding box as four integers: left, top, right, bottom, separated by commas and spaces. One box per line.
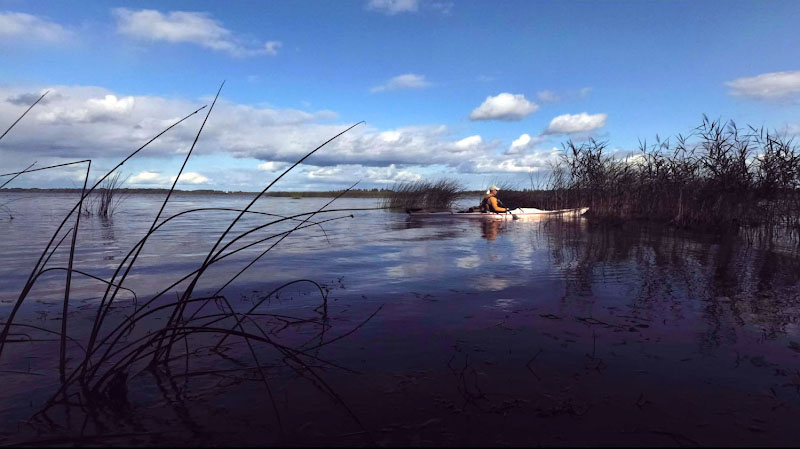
542, 220, 800, 351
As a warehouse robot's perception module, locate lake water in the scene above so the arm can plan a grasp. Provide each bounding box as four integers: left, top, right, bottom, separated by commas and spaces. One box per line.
1, 192, 799, 446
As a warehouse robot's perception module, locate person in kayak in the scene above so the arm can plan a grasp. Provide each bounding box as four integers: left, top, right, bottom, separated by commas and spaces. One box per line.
480, 185, 508, 213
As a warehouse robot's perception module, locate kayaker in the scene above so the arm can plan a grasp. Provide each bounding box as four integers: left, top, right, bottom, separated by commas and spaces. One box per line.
480, 185, 508, 213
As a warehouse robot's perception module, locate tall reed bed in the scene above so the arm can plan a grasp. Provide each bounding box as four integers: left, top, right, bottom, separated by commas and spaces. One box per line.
499, 117, 800, 235
0, 85, 378, 442
381, 178, 462, 211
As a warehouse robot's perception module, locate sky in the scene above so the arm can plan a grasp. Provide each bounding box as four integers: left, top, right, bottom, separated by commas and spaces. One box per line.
1, 0, 799, 191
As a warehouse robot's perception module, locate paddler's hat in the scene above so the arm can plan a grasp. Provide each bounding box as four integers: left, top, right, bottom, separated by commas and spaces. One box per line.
488, 185, 500, 192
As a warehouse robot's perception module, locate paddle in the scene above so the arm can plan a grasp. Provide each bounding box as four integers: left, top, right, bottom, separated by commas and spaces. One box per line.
500, 200, 520, 219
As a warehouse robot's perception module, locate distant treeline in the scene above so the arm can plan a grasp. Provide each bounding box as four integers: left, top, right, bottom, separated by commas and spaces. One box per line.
1, 187, 397, 198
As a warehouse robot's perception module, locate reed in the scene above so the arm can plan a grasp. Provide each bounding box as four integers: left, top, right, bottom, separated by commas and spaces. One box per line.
82, 172, 129, 217
381, 178, 462, 211
497, 117, 800, 236
0, 84, 376, 442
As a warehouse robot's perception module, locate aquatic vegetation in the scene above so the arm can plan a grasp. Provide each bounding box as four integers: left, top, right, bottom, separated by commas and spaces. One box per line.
499, 117, 800, 238
0, 84, 378, 442
80, 172, 129, 217
381, 178, 463, 211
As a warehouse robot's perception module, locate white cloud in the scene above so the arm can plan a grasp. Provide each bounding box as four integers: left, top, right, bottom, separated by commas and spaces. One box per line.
129, 171, 163, 184
469, 93, 538, 121
0, 85, 499, 170
0, 11, 72, 42
506, 133, 546, 155
129, 170, 209, 185
379, 130, 402, 142
257, 161, 289, 171
454, 135, 482, 150
544, 112, 607, 135
366, 164, 422, 183
1, 84, 546, 190
306, 164, 421, 184
470, 147, 561, 174
37, 94, 136, 124
371, 73, 431, 93
88, 95, 135, 114
114, 8, 281, 57
511, 134, 532, 150
171, 172, 209, 184
365, 0, 419, 15
726, 70, 800, 101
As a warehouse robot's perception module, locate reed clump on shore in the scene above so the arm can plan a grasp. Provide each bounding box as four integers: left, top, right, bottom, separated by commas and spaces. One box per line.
381, 178, 463, 211
496, 117, 800, 233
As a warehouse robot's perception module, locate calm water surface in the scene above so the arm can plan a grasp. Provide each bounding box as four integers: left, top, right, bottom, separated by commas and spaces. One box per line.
1, 192, 799, 446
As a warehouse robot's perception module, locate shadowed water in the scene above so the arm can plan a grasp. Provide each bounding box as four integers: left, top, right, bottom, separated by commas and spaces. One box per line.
1, 192, 799, 446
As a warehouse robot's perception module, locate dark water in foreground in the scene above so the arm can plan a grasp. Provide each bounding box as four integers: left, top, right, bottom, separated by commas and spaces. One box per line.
1, 192, 799, 446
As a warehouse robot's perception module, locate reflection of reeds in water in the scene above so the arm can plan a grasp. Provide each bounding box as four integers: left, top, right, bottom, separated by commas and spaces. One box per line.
381, 178, 462, 211
0, 84, 377, 441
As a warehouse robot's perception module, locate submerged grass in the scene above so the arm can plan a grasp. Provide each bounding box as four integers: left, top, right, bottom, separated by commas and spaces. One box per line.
0, 83, 378, 443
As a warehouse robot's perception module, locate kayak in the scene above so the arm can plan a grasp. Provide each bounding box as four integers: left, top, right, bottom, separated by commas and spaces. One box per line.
408, 207, 589, 220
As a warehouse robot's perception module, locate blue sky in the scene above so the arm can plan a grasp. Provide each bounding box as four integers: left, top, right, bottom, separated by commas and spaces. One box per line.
1, 0, 799, 191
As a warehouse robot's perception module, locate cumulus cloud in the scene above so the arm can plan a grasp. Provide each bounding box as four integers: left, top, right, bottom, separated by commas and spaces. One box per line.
114, 8, 281, 57
257, 161, 289, 171
37, 94, 136, 124
454, 135, 482, 150
506, 133, 547, 155
365, 0, 419, 15
2, 84, 568, 190
469, 93, 538, 121
171, 172, 209, 184
371, 74, 431, 92
129, 171, 209, 185
0, 85, 501, 171
0, 11, 72, 42
307, 163, 422, 184
469, 147, 561, 174
544, 112, 607, 135
128, 171, 163, 184
726, 70, 800, 101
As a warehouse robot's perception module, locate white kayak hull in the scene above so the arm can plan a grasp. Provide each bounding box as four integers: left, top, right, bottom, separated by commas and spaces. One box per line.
408, 207, 589, 220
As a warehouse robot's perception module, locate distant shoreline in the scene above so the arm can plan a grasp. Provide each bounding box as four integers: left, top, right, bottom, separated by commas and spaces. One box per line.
1, 188, 486, 198
0, 187, 394, 198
